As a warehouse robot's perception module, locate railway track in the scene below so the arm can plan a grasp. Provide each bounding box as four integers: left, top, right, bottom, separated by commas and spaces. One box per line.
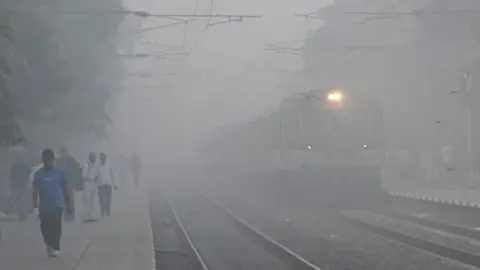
212, 186, 480, 270
162, 191, 322, 270
380, 211, 480, 240
340, 194, 480, 269
152, 186, 480, 270
339, 212, 480, 268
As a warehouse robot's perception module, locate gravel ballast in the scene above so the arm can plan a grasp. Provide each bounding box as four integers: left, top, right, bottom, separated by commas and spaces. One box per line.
343, 210, 480, 256
209, 187, 480, 270
171, 191, 292, 270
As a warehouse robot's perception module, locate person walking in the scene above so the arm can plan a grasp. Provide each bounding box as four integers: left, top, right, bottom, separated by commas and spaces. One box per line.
9, 155, 30, 220
56, 147, 82, 221
32, 149, 72, 257
129, 152, 142, 189
97, 153, 116, 217
82, 152, 99, 222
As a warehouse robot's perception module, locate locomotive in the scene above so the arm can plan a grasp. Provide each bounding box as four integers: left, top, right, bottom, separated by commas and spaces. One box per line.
205, 89, 387, 209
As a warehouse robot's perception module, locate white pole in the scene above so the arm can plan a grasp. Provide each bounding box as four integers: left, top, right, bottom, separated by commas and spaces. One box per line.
464, 72, 474, 184
279, 118, 284, 167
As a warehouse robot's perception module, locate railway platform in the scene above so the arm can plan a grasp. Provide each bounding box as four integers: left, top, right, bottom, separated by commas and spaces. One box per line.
390, 188, 480, 208
0, 189, 154, 270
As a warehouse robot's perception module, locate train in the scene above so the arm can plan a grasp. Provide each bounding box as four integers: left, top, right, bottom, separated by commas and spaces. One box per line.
203, 89, 388, 209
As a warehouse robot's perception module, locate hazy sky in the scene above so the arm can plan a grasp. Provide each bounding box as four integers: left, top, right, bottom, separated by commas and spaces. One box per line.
113, 0, 331, 159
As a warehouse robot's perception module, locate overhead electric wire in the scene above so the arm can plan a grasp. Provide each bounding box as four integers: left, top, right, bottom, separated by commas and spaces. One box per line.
59, 9, 261, 18
193, 0, 200, 15
121, 0, 262, 80
180, 0, 215, 62
133, 19, 199, 34
181, 0, 201, 47
207, 0, 214, 26
344, 9, 480, 16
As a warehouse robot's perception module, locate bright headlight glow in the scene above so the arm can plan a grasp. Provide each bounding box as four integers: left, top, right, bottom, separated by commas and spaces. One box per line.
327, 91, 343, 103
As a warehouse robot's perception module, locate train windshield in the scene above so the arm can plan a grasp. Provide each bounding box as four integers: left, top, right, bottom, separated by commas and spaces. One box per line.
302, 104, 383, 154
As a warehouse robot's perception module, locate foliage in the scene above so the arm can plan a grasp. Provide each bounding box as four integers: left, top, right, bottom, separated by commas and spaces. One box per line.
303, 0, 480, 141
0, 0, 127, 147
302, 0, 480, 182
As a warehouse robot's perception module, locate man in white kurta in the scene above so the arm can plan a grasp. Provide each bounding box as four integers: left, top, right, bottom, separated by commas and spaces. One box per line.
97, 153, 116, 217
82, 152, 99, 222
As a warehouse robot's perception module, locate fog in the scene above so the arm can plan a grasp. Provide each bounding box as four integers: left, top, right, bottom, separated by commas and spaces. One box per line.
112, 0, 329, 180
110, 0, 480, 198
5, 2, 480, 270
3, 0, 480, 209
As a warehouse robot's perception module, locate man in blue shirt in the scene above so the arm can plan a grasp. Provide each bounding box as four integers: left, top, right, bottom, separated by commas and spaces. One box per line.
32, 149, 72, 257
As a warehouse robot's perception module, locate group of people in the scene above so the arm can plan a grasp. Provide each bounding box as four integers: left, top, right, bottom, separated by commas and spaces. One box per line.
74, 150, 117, 221
8, 147, 142, 257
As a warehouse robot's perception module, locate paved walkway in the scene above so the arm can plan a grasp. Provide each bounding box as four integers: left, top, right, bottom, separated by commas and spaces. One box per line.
0, 190, 154, 270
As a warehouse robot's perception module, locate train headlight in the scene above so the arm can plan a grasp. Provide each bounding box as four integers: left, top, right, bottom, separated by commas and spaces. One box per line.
326, 90, 344, 104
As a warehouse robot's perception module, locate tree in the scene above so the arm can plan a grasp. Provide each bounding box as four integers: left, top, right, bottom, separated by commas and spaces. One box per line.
302, 0, 480, 183
0, 0, 127, 147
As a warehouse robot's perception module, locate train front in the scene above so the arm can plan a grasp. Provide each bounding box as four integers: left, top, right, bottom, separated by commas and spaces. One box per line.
284, 89, 387, 209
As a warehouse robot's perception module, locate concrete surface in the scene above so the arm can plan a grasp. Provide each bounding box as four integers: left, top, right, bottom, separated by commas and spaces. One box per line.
390, 190, 480, 207
0, 190, 154, 270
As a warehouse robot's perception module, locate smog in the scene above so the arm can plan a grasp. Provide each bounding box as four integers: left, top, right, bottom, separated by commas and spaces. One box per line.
2, 1, 480, 270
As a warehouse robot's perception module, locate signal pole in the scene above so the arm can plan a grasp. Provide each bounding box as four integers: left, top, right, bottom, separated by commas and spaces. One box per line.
463, 71, 474, 184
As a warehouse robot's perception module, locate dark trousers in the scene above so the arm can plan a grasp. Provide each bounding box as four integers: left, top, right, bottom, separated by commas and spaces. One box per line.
64, 190, 75, 221
40, 208, 63, 250
98, 184, 112, 216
